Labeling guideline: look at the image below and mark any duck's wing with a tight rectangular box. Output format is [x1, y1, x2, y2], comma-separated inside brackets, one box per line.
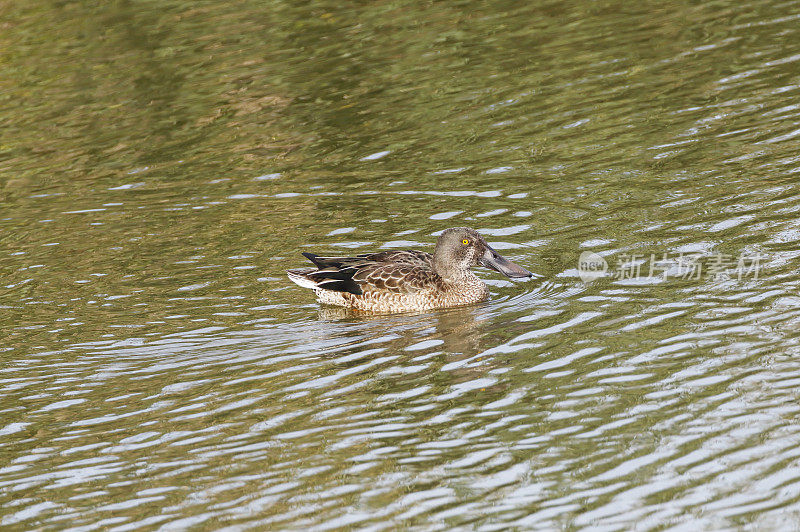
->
[353, 263, 437, 294]
[294, 251, 436, 295]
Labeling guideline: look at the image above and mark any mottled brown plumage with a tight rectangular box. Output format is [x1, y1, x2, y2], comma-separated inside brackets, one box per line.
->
[287, 227, 533, 312]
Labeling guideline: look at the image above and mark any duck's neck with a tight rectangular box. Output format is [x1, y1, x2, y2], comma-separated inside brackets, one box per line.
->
[434, 263, 482, 287]
[438, 269, 488, 303]
[433, 256, 467, 283]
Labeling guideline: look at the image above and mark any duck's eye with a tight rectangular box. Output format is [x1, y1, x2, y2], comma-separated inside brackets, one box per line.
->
[462, 239, 470, 245]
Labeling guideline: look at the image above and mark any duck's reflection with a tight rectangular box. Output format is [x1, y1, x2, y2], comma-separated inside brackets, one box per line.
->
[316, 304, 505, 382]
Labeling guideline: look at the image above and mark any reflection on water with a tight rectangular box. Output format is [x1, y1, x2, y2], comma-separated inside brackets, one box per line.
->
[4, 0, 800, 528]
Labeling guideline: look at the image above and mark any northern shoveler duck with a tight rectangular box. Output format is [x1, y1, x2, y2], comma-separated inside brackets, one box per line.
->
[287, 227, 533, 312]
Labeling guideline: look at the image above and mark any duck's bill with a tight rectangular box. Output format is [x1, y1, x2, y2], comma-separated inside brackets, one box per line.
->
[481, 248, 533, 278]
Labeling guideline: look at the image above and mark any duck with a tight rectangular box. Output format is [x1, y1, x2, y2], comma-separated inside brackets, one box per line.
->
[286, 227, 533, 312]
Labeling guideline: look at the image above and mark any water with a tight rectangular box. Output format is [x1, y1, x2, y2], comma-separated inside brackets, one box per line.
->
[3, 0, 800, 529]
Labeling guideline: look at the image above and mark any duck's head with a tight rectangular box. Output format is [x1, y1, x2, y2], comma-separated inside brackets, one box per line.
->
[433, 227, 533, 280]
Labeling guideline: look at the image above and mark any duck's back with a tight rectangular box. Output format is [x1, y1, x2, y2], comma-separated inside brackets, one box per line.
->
[325, 250, 433, 270]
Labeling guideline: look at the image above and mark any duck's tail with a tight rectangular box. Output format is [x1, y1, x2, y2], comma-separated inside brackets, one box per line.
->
[287, 269, 320, 290]
[286, 261, 363, 295]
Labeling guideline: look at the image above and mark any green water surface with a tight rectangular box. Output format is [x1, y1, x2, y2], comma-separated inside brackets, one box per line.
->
[3, 1, 800, 529]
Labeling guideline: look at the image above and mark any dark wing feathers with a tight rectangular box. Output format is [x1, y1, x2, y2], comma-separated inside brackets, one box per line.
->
[301, 252, 349, 269]
[306, 267, 363, 295]
[304, 250, 432, 269]
[300, 250, 435, 295]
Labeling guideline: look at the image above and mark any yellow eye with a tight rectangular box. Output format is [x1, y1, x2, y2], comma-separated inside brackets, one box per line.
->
[462, 239, 469, 245]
